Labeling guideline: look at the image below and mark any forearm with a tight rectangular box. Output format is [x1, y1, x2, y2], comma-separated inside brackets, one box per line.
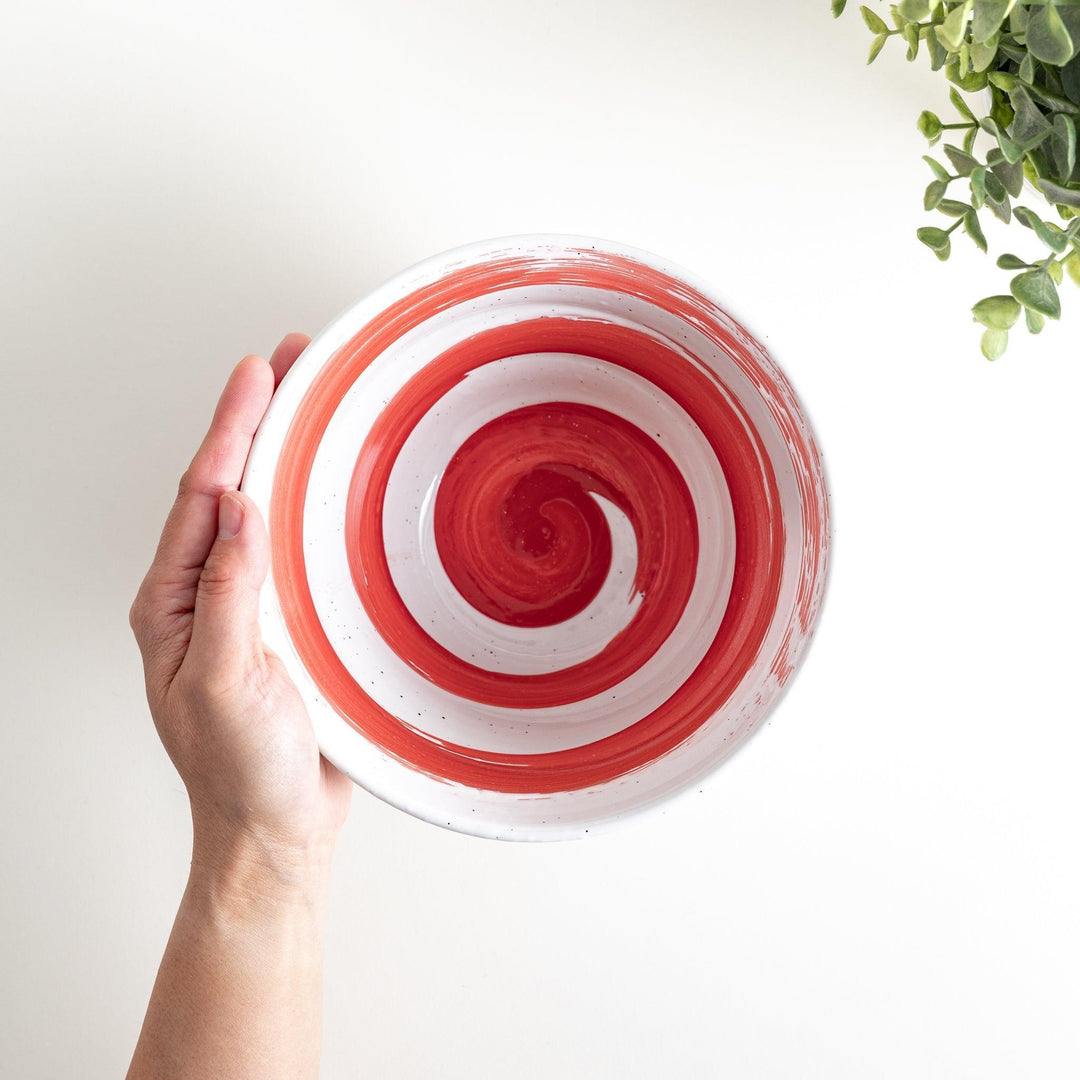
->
[127, 341, 351, 1076]
[126, 828, 334, 1080]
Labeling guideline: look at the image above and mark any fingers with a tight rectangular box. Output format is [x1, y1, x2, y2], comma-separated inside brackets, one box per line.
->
[185, 491, 270, 688]
[146, 355, 275, 593]
[269, 332, 310, 388]
[131, 335, 308, 683]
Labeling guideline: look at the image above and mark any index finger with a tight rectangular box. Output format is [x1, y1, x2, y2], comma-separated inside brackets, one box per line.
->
[142, 354, 275, 599]
[269, 332, 311, 386]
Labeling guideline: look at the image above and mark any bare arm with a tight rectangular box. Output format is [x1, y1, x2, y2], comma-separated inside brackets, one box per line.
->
[126, 335, 352, 1080]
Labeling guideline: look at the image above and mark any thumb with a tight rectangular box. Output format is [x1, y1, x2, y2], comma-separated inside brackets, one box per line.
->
[186, 491, 270, 687]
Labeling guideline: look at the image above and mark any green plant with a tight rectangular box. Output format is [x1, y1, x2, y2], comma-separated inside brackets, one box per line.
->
[833, 0, 1080, 357]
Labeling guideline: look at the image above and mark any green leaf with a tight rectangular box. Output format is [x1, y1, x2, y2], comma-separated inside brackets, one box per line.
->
[917, 225, 952, 251]
[1019, 50, 1036, 85]
[964, 208, 988, 252]
[928, 27, 949, 68]
[938, 197, 972, 217]
[988, 70, 1018, 92]
[971, 1, 1011, 43]
[1064, 249, 1080, 285]
[963, 124, 979, 154]
[986, 191, 1012, 223]
[924, 154, 951, 181]
[1049, 257, 1064, 285]
[924, 178, 949, 209]
[832, 0, 848, 15]
[1062, 52, 1080, 103]
[1024, 81, 1080, 117]
[984, 168, 1007, 202]
[861, 5, 890, 34]
[1026, 308, 1045, 334]
[949, 87, 976, 122]
[944, 144, 980, 176]
[980, 328, 1009, 359]
[1035, 178, 1080, 209]
[1026, 2, 1075, 67]
[1052, 113, 1077, 177]
[947, 61, 989, 93]
[1008, 86, 1053, 152]
[898, 0, 931, 19]
[918, 110, 944, 142]
[1014, 206, 1069, 252]
[971, 165, 987, 208]
[997, 254, 1032, 270]
[986, 148, 1025, 196]
[868, 32, 888, 63]
[1011, 269, 1061, 318]
[990, 92, 1015, 132]
[966, 73, 992, 92]
[971, 33, 999, 71]
[1012, 203, 1045, 230]
[935, 239, 952, 260]
[998, 131, 1025, 163]
[1041, 58, 1066, 98]
[937, 0, 971, 49]
[901, 20, 918, 59]
[972, 294, 1021, 329]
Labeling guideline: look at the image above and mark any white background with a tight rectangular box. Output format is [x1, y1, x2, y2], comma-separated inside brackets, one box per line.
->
[2, 2, 1079, 1076]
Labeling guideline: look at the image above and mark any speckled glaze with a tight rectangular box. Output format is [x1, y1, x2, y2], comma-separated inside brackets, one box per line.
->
[241, 236, 830, 841]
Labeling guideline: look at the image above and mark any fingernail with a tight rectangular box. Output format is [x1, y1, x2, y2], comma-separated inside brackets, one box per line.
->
[218, 493, 244, 539]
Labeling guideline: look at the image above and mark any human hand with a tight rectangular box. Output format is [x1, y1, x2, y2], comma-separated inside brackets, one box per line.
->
[129, 333, 352, 892]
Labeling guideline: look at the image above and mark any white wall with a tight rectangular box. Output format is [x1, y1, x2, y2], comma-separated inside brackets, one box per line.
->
[2, 2, 1078, 1076]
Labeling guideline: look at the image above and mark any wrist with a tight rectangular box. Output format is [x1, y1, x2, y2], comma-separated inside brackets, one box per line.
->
[188, 816, 337, 918]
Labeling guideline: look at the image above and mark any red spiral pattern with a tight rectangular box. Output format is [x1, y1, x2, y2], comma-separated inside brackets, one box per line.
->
[434, 402, 695, 630]
[270, 254, 789, 794]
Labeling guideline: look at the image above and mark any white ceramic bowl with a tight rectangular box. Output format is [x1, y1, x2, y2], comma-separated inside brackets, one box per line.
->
[242, 235, 830, 841]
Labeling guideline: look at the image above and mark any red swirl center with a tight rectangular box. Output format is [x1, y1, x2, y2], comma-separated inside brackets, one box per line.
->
[435, 402, 694, 630]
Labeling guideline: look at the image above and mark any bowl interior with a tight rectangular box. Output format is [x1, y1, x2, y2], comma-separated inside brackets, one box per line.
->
[244, 237, 829, 839]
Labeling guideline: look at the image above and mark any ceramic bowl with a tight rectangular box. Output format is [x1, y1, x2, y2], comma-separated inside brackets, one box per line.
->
[242, 235, 830, 840]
